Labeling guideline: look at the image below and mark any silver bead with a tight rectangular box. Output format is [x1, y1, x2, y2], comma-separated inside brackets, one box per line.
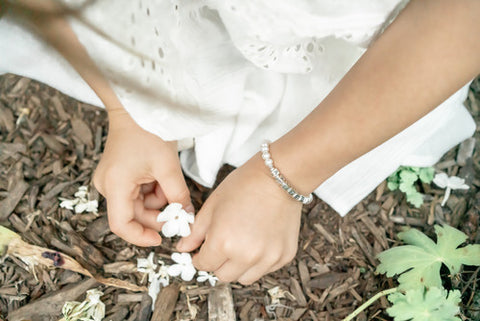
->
[261, 152, 270, 160]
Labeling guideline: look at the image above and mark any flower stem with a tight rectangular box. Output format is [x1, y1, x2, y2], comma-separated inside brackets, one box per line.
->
[341, 287, 398, 321]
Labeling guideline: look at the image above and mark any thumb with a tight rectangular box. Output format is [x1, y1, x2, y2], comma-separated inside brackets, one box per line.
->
[177, 207, 211, 252]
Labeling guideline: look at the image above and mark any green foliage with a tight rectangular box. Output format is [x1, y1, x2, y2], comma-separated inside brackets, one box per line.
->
[377, 225, 480, 290]
[387, 166, 435, 207]
[387, 287, 461, 321]
[0, 225, 20, 256]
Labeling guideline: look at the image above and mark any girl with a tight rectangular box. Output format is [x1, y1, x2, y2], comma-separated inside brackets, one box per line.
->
[1, 0, 479, 285]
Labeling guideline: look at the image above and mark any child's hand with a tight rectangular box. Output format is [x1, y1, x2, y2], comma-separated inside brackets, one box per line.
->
[177, 154, 302, 284]
[93, 109, 193, 247]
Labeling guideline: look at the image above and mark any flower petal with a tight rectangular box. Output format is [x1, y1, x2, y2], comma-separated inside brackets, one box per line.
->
[171, 252, 183, 264]
[162, 221, 179, 238]
[433, 173, 449, 188]
[177, 221, 191, 237]
[197, 275, 208, 282]
[448, 176, 469, 190]
[177, 252, 192, 264]
[167, 264, 183, 277]
[181, 265, 196, 281]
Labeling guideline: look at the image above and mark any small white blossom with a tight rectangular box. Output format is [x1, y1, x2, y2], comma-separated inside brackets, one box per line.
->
[59, 186, 98, 214]
[156, 262, 170, 287]
[74, 186, 89, 199]
[433, 173, 469, 206]
[137, 252, 158, 280]
[62, 289, 105, 321]
[196, 271, 218, 287]
[59, 199, 76, 210]
[156, 203, 194, 237]
[137, 254, 171, 311]
[168, 252, 196, 281]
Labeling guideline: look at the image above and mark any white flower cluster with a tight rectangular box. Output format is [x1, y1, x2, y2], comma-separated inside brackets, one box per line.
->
[137, 203, 218, 309]
[137, 251, 217, 309]
[62, 289, 105, 321]
[59, 186, 98, 214]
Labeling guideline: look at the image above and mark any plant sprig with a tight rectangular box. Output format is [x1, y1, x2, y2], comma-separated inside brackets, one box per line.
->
[387, 166, 434, 207]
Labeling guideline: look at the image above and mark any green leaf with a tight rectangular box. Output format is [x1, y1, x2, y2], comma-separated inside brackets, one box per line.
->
[419, 167, 435, 183]
[376, 225, 480, 290]
[405, 190, 423, 208]
[0, 226, 20, 256]
[399, 170, 419, 185]
[387, 170, 400, 191]
[387, 287, 461, 321]
[399, 181, 416, 193]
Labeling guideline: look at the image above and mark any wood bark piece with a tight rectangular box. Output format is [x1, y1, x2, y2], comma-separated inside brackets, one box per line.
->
[0, 180, 28, 221]
[8, 278, 98, 321]
[83, 216, 110, 242]
[208, 284, 236, 321]
[289, 277, 307, 307]
[151, 283, 180, 321]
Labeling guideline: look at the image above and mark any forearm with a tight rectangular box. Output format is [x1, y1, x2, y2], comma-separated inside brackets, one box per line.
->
[15, 5, 125, 113]
[270, 0, 480, 194]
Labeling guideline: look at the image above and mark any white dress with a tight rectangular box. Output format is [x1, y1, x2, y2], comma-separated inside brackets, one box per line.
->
[0, 0, 475, 215]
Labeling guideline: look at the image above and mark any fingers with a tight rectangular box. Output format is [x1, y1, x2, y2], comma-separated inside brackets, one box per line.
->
[106, 184, 162, 247]
[214, 261, 251, 283]
[192, 238, 226, 272]
[133, 198, 165, 231]
[155, 164, 193, 212]
[143, 183, 168, 209]
[237, 263, 271, 285]
[176, 207, 211, 252]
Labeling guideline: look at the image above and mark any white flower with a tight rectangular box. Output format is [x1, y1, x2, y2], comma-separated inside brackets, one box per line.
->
[59, 186, 98, 214]
[168, 252, 196, 281]
[62, 289, 105, 321]
[137, 252, 158, 280]
[75, 200, 99, 214]
[74, 186, 89, 199]
[156, 262, 170, 287]
[138, 254, 171, 311]
[156, 203, 194, 237]
[433, 173, 469, 206]
[147, 273, 162, 309]
[196, 271, 218, 287]
[59, 198, 77, 210]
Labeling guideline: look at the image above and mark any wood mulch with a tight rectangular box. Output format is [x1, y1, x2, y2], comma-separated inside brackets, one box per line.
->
[0, 73, 479, 321]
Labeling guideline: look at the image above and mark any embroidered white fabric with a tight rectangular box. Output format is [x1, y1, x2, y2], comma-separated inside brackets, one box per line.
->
[0, 0, 475, 215]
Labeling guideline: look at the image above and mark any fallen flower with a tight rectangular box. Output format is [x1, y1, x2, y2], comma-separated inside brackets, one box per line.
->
[168, 252, 196, 281]
[137, 252, 157, 280]
[156, 203, 194, 237]
[433, 173, 469, 206]
[137, 254, 170, 310]
[196, 271, 218, 287]
[62, 289, 105, 321]
[59, 186, 98, 214]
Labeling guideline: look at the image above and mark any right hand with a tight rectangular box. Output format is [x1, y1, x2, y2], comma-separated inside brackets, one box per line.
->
[93, 109, 193, 247]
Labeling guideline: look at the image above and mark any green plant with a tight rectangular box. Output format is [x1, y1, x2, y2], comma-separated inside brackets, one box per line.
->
[342, 225, 480, 321]
[387, 166, 435, 207]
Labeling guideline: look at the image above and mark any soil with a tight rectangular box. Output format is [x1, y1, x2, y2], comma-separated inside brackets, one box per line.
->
[0, 73, 479, 321]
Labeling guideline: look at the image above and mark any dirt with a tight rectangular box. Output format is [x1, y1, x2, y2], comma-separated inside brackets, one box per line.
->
[0, 73, 479, 321]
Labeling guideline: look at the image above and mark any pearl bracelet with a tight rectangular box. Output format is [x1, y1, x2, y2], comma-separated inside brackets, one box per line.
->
[260, 142, 313, 205]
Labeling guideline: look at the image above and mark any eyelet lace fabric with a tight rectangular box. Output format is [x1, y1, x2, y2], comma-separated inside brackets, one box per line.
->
[0, 0, 475, 215]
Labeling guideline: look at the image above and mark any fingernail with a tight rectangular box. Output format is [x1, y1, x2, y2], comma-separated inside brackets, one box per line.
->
[185, 204, 195, 213]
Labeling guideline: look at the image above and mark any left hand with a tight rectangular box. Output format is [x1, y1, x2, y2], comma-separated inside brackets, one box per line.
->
[176, 154, 303, 285]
